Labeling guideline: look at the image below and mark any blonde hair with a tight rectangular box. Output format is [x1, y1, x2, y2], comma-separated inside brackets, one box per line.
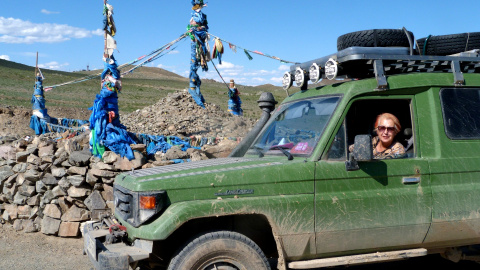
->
[374, 113, 401, 133]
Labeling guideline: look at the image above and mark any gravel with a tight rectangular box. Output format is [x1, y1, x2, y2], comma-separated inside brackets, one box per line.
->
[120, 89, 256, 138]
[0, 223, 92, 270]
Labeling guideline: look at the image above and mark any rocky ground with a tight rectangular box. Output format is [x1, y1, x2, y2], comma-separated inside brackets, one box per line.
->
[0, 89, 256, 140]
[1, 90, 479, 270]
[120, 89, 256, 138]
[0, 90, 256, 237]
[1, 220, 478, 270]
[0, 90, 257, 269]
[0, 106, 92, 138]
[0, 224, 91, 270]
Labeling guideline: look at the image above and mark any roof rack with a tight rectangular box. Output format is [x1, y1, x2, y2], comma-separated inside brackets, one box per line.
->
[283, 47, 480, 91]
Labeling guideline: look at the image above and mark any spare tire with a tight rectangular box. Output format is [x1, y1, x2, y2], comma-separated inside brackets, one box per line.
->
[337, 29, 414, 51]
[417, 32, 480, 55]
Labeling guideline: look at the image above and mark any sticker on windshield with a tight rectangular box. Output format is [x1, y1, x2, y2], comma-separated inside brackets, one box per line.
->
[291, 142, 313, 154]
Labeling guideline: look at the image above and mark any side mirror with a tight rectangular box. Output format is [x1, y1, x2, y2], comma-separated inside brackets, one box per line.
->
[353, 135, 373, 161]
[345, 134, 373, 171]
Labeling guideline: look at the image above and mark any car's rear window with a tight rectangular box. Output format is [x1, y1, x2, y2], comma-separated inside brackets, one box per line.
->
[440, 88, 480, 139]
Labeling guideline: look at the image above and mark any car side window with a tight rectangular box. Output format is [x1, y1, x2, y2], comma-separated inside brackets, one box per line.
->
[326, 122, 346, 160]
[440, 88, 480, 139]
[326, 98, 415, 160]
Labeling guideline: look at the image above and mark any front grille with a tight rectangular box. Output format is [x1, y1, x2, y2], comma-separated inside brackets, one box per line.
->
[114, 185, 133, 221]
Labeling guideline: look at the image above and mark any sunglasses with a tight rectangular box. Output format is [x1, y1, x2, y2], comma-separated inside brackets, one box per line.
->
[377, 126, 396, 133]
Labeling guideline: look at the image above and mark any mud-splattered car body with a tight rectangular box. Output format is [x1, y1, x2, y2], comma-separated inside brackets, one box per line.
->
[84, 46, 480, 270]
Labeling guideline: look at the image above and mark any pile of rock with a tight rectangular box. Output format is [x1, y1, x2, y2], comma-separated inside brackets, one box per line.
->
[120, 90, 256, 138]
[0, 128, 237, 237]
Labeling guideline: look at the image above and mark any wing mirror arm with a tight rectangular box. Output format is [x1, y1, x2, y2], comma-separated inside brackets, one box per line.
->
[345, 135, 373, 171]
[345, 153, 359, 171]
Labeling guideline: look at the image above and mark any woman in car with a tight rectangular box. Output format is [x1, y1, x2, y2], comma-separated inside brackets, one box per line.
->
[350, 113, 405, 159]
[372, 113, 405, 159]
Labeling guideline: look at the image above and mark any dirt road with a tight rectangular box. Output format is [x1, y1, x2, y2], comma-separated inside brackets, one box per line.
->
[1, 220, 479, 270]
[0, 223, 92, 270]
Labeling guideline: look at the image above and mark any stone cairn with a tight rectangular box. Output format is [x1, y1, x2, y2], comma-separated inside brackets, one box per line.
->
[0, 128, 236, 237]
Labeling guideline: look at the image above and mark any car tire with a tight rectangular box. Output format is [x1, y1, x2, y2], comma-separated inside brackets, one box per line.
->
[337, 29, 414, 51]
[167, 231, 271, 270]
[417, 32, 480, 55]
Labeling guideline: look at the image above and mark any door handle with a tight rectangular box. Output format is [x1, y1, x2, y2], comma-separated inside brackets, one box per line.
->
[402, 177, 420, 184]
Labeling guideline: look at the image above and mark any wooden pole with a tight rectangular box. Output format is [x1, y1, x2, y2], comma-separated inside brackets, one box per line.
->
[35, 51, 39, 83]
[103, 0, 108, 59]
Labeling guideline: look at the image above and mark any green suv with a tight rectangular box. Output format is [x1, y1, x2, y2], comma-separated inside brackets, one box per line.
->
[84, 29, 480, 270]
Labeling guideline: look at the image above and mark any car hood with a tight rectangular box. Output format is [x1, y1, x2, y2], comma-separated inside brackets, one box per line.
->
[114, 157, 314, 203]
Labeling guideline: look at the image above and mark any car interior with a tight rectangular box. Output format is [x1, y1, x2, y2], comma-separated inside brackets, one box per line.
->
[325, 98, 415, 160]
[346, 99, 414, 158]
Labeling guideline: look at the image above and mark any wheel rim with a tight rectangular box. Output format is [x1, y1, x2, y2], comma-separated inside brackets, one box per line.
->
[205, 262, 238, 270]
[197, 257, 245, 270]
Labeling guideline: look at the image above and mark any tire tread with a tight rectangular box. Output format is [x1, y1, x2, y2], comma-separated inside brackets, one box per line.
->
[417, 32, 480, 55]
[168, 231, 271, 270]
[337, 29, 413, 51]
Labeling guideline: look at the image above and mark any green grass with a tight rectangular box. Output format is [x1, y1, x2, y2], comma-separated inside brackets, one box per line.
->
[0, 59, 293, 119]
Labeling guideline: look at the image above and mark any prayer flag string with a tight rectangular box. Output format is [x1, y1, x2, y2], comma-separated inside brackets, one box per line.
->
[208, 33, 299, 64]
[43, 32, 299, 91]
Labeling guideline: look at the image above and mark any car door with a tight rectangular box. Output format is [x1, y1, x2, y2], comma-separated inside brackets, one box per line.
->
[422, 87, 480, 245]
[314, 97, 432, 255]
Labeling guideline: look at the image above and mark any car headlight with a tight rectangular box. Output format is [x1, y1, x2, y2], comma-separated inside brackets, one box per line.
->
[137, 192, 166, 225]
[114, 185, 167, 228]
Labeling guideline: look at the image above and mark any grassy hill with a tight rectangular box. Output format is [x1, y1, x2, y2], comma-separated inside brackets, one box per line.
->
[0, 59, 291, 119]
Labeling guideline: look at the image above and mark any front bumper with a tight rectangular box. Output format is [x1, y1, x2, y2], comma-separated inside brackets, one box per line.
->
[83, 220, 152, 270]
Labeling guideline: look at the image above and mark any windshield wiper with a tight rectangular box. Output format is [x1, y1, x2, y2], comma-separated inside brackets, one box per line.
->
[271, 146, 294, 160]
[251, 146, 265, 158]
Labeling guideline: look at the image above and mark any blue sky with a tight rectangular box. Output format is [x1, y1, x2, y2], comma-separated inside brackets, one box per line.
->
[1, 0, 478, 86]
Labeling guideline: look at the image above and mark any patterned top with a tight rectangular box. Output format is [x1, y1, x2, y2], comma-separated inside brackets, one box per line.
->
[372, 136, 405, 159]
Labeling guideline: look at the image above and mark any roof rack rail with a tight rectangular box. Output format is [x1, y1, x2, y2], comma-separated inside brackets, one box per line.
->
[283, 47, 480, 91]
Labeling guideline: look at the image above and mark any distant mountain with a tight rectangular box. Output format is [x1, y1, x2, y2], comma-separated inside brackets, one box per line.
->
[0, 59, 285, 91]
[0, 59, 188, 81]
[254, 83, 284, 91]
[0, 59, 34, 71]
[78, 66, 187, 81]
[0, 58, 287, 117]
[0, 59, 78, 77]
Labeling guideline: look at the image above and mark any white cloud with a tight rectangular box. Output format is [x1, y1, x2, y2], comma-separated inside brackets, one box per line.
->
[213, 61, 244, 78]
[217, 61, 237, 69]
[167, 50, 179, 55]
[0, 55, 10, 60]
[270, 77, 283, 85]
[41, 9, 60, 15]
[19, 52, 49, 58]
[39, 61, 69, 70]
[223, 72, 239, 77]
[183, 61, 286, 86]
[252, 77, 267, 83]
[157, 64, 175, 69]
[0, 17, 103, 44]
[91, 29, 104, 36]
[243, 70, 274, 76]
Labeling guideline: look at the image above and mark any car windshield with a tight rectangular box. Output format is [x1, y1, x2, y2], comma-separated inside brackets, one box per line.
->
[248, 96, 340, 158]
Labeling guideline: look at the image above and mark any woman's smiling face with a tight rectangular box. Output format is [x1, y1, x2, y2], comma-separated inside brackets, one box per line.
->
[376, 118, 397, 146]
